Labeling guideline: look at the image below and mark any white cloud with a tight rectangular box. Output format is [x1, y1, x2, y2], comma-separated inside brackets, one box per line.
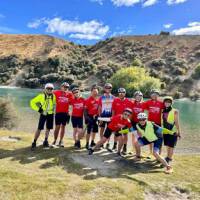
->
[27, 18, 46, 29]
[163, 23, 173, 29]
[111, 26, 134, 36]
[188, 22, 200, 27]
[167, 0, 187, 5]
[28, 17, 109, 40]
[143, 0, 158, 7]
[111, 0, 141, 7]
[172, 21, 200, 35]
[90, 0, 104, 5]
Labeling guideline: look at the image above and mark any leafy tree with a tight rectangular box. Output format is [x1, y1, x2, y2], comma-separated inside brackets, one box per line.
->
[109, 66, 161, 97]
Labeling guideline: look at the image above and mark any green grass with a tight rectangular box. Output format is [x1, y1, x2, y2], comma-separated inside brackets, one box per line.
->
[0, 130, 199, 200]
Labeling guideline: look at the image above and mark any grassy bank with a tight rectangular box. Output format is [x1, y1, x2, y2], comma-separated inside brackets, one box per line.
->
[0, 130, 199, 200]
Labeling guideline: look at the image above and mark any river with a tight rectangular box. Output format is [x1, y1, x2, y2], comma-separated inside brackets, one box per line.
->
[0, 86, 200, 154]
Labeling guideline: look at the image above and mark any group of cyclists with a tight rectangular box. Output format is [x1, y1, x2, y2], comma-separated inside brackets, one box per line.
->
[30, 82, 181, 174]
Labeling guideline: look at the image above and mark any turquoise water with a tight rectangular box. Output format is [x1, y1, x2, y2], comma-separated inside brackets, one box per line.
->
[0, 87, 200, 153]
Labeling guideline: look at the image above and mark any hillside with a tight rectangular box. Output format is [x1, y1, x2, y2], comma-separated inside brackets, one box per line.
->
[0, 34, 200, 97]
[0, 130, 200, 200]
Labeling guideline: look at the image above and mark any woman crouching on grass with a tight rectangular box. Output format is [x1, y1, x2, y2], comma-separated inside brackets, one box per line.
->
[70, 87, 85, 149]
[162, 96, 181, 165]
[134, 113, 173, 174]
[88, 108, 133, 156]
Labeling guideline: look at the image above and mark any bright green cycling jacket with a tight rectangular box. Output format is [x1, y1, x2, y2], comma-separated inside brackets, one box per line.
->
[30, 93, 56, 115]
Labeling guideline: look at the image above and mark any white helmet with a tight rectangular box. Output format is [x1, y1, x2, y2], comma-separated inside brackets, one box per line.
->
[45, 83, 54, 89]
[137, 112, 147, 120]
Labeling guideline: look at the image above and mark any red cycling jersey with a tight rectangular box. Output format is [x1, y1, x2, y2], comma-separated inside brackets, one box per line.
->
[85, 96, 99, 116]
[112, 97, 133, 116]
[54, 90, 74, 113]
[71, 97, 85, 117]
[108, 114, 132, 132]
[143, 99, 164, 125]
[131, 100, 145, 123]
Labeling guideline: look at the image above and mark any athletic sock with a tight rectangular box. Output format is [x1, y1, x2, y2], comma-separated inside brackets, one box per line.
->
[33, 139, 37, 143]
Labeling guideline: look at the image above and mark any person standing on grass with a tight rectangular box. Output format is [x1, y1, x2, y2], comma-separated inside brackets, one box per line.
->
[162, 96, 181, 165]
[70, 87, 85, 149]
[84, 84, 100, 149]
[98, 83, 115, 149]
[131, 91, 145, 154]
[143, 89, 164, 156]
[88, 108, 133, 156]
[30, 83, 56, 150]
[112, 88, 133, 154]
[52, 82, 74, 147]
[134, 113, 173, 174]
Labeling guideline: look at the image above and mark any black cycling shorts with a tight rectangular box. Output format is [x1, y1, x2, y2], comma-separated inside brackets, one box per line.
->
[103, 127, 122, 139]
[163, 134, 178, 148]
[38, 114, 54, 130]
[55, 113, 70, 126]
[71, 116, 83, 128]
[87, 115, 98, 134]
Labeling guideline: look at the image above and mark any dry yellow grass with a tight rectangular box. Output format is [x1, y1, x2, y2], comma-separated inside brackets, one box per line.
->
[0, 130, 199, 200]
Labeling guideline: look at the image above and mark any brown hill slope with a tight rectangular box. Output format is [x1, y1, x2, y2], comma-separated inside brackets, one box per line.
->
[0, 34, 200, 97]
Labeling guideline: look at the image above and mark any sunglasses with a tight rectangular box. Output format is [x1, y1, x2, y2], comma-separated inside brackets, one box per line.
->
[139, 119, 146, 121]
[105, 87, 112, 90]
[73, 91, 79, 94]
[46, 88, 53, 90]
[123, 112, 131, 116]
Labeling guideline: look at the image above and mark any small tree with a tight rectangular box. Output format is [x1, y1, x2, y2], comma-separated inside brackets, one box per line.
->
[109, 66, 161, 97]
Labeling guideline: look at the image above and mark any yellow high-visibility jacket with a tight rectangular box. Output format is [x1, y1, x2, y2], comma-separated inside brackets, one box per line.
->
[30, 93, 56, 115]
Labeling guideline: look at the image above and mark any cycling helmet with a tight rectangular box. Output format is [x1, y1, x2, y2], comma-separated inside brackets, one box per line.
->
[134, 91, 143, 97]
[118, 87, 126, 93]
[137, 112, 147, 120]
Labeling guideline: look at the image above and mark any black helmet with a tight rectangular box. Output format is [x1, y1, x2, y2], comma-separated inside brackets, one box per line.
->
[118, 87, 126, 93]
[72, 87, 79, 93]
[150, 89, 160, 95]
[104, 83, 112, 89]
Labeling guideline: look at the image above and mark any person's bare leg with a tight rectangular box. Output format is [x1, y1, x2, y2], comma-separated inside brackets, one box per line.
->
[122, 134, 128, 153]
[34, 129, 41, 141]
[45, 129, 50, 139]
[117, 136, 123, 153]
[86, 133, 90, 144]
[91, 132, 96, 141]
[149, 143, 153, 154]
[77, 128, 84, 140]
[73, 128, 78, 142]
[132, 134, 138, 154]
[167, 147, 174, 160]
[53, 125, 60, 143]
[59, 125, 65, 142]
[92, 137, 107, 151]
[134, 142, 141, 157]
[153, 151, 169, 167]
[100, 127, 105, 139]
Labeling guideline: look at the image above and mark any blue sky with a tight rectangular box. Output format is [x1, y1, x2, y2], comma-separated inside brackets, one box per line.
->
[0, 0, 199, 44]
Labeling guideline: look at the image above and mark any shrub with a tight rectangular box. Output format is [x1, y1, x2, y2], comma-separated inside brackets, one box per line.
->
[132, 58, 143, 67]
[0, 98, 17, 129]
[109, 66, 161, 97]
[192, 63, 200, 79]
